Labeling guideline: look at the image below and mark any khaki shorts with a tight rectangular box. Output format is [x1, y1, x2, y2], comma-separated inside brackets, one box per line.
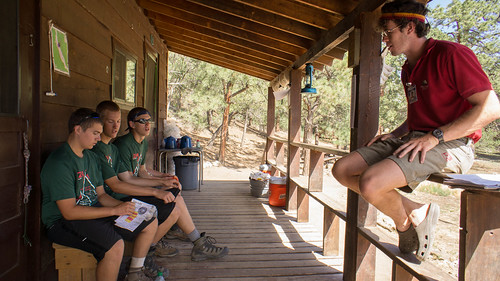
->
[356, 131, 475, 191]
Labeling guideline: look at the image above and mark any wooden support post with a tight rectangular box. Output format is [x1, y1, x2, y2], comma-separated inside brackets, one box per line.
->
[392, 263, 418, 281]
[287, 69, 302, 211]
[343, 11, 381, 281]
[323, 208, 340, 256]
[276, 141, 285, 167]
[266, 87, 275, 163]
[297, 186, 309, 223]
[459, 190, 500, 281]
[308, 150, 324, 192]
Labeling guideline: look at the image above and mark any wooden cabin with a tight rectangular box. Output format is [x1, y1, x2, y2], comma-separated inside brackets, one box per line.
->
[2, 0, 498, 280]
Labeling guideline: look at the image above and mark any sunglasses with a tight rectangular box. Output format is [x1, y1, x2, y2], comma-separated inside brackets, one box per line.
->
[78, 112, 100, 125]
[382, 25, 401, 37]
[134, 118, 152, 125]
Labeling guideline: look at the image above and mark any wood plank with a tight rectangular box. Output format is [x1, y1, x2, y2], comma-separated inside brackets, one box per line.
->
[233, 0, 343, 30]
[187, 0, 322, 40]
[161, 180, 343, 279]
[142, 0, 312, 49]
[358, 226, 454, 281]
[153, 15, 297, 61]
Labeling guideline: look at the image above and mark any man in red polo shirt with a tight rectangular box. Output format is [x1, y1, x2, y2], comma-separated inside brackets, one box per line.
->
[332, 0, 500, 261]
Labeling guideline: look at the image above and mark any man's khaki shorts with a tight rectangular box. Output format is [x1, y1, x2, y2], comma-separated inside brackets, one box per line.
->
[356, 131, 475, 190]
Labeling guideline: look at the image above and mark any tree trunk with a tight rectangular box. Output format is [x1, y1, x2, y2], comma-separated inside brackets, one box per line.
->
[302, 95, 320, 175]
[240, 109, 249, 147]
[218, 82, 249, 165]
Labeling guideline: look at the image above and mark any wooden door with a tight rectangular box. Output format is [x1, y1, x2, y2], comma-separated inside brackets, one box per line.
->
[0, 0, 38, 280]
[0, 119, 27, 281]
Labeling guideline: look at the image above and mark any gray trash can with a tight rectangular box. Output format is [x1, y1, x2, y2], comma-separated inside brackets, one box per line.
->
[173, 156, 199, 190]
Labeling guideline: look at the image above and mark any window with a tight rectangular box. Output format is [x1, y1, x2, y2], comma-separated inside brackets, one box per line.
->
[112, 44, 136, 106]
[144, 52, 158, 121]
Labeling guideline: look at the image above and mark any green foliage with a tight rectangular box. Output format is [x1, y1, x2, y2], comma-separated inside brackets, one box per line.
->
[416, 182, 452, 197]
[168, 52, 269, 131]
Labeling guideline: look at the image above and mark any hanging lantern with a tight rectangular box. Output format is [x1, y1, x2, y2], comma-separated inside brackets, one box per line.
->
[301, 63, 317, 94]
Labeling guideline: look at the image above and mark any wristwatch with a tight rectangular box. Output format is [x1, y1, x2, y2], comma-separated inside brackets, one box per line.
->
[432, 128, 444, 144]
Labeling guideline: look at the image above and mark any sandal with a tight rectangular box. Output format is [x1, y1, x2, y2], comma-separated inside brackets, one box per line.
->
[397, 224, 418, 254]
[414, 203, 440, 261]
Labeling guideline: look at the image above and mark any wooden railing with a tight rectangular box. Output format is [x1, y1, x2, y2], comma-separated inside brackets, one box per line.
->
[265, 134, 457, 280]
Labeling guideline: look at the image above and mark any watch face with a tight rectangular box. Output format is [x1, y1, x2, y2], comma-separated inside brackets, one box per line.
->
[433, 129, 444, 140]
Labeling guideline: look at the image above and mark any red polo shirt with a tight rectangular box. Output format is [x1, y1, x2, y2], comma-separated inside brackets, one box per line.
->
[401, 38, 493, 143]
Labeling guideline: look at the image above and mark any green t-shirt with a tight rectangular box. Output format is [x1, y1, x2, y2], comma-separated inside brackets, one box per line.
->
[91, 141, 128, 200]
[113, 133, 148, 176]
[41, 143, 104, 227]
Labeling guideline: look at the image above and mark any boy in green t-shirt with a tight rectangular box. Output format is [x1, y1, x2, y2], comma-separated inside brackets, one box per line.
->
[93, 101, 180, 261]
[41, 108, 160, 280]
[114, 106, 228, 261]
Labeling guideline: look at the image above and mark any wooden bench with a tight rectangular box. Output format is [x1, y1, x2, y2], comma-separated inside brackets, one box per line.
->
[53, 243, 97, 281]
[53, 241, 135, 281]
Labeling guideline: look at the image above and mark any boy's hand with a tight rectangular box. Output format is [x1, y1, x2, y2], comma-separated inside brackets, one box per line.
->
[114, 201, 136, 216]
[154, 189, 176, 203]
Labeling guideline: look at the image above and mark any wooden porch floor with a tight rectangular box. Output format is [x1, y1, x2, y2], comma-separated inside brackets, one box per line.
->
[155, 180, 343, 280]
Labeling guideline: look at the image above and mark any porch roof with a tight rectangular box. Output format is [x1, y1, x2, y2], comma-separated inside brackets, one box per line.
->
[136, 0, 393, 86]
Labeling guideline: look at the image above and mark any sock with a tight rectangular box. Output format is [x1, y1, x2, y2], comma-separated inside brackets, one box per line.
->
[188, 229, 201, 242]
[129, 257, 146, 271]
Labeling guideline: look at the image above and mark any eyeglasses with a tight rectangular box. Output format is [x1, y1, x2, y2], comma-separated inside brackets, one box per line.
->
[78, 112, 100, 125]
[134, 118, 152, 125]
[382, 25, 401, 37]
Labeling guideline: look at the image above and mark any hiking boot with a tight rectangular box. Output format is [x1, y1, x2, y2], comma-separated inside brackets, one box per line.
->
[144, 256, 169, 279]
[152, 237, 179, 257]
[191, 232, 229, 261]
[124, 267, 153, 281]
[165, 227, 190, 242]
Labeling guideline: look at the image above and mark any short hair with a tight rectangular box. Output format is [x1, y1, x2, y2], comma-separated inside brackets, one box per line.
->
[68, 108, 103, 133]
[126, 107, 151, 130]
[96, 100, 121, 117]
[379, 0, 430, 38]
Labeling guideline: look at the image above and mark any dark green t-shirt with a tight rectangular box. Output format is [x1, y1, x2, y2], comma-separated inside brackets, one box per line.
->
[91, 141, 128, 200]
[41, 143, 104, 227]
[113, 133, 148, 176]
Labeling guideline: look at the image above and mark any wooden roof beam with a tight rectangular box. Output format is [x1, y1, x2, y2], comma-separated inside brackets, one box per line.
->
[150, 17, 298, 62]
[159, 28, 284, 71]
[162, 34, 284, 74]
[167, 45, 276, 81]
[186, 0, 322, 40]
[293, 0, 357, 16]
[232, 0, 343, 30]
[271, 0, 386, 89]
[141, 0, 313, 49]
[154, 22, 291, 67]
[144, 9, 305, 56]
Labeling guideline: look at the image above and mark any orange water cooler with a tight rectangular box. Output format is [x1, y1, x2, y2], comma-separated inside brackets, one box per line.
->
[269, 176, 286, 207]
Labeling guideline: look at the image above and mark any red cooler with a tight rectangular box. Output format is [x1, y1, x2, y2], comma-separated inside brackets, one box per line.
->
[269, 176, 286, 207]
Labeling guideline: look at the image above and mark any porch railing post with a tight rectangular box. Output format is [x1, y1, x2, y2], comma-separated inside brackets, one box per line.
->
[343, 11, 381, 281]
[266, 86, 276, 165]
[286, 68, 302, 211]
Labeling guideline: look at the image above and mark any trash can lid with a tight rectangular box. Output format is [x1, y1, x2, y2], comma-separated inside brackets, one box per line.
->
[173, 155, 199, 161]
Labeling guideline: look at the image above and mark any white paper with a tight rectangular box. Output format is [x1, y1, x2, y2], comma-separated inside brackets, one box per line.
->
[114, 199, 157, 231]
[444, 174, 500, 189]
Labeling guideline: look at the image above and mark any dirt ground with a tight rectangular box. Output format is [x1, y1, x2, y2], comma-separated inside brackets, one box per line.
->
[172, 118, 499, 279]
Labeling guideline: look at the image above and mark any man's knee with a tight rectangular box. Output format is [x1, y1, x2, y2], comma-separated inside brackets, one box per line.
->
[358, 171, 381, 202]
[331, 157, 348, 180]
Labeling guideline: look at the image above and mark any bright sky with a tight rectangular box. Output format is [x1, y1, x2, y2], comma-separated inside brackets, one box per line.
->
[428, 0, 453, 8]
